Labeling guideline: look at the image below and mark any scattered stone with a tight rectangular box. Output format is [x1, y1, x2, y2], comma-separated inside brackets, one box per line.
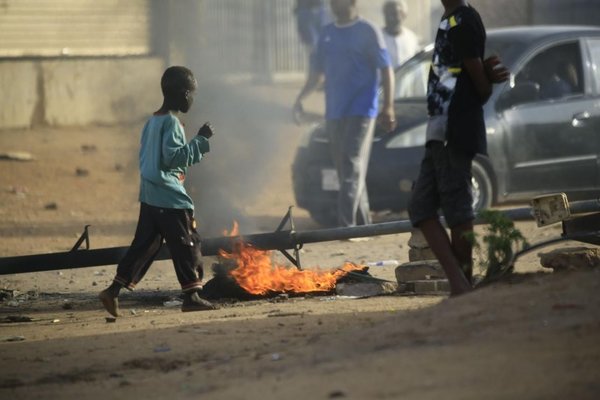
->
[0, 151, 34, 161]
[395, 260, 445, 283]
[80, 144, 97, 153]
[44, 202, 58, 210]
[1, 315, 33, 323]
[51, 319, 60, 323]
[92, 281, 97, 286]
[114, 163, 124, 172]
[329, 390, 347, 398]
[335, 281, 397, 297]
[62, 302, 73, 310]
[268, 293, 289, 303]
[0, 289, 16, 301]
[539, 247, 600, 271]
[105, 317, 117, 323]
[1, 335, 26, 342]
[75, 167, 89, 177]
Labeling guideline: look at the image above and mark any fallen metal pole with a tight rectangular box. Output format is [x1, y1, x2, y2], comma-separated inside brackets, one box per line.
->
[0, 199, 598, 275]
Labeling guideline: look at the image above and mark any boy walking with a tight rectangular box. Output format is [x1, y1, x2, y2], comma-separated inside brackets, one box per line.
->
[407, 1, 508, 295]
[100, 66, 216, 316]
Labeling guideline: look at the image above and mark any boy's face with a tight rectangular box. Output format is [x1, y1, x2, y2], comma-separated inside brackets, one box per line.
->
[177, 78, 197, 113]
[178, 89, 195, 113]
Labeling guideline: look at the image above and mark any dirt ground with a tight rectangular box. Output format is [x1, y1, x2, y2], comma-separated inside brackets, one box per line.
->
[0, 80, 599, 400]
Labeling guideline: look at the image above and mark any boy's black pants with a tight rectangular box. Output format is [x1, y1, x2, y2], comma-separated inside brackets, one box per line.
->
[113, 203, 204, 292]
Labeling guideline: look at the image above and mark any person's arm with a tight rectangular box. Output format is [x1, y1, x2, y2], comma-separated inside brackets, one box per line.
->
[162, 118, 210, 169]
[377, 65, 396, 133]
[463, 55, 509, 104]
[293, 66, 323, 124]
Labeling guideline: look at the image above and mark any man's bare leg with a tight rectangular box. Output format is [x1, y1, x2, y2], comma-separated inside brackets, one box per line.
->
[451, 221, 474, 284]
[99, 281, 122, 317]
[417, 217, 472, 296]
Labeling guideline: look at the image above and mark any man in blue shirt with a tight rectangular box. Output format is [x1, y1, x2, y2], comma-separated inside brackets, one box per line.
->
[100, 66, 217, 316]
[294, 0, 396, 227]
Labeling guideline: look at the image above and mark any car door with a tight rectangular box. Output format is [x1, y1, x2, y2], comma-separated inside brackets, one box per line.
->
[499, 40, 599, 194]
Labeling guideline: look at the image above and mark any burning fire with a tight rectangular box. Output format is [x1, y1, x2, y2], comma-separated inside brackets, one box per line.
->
[219, 222, 364, 296]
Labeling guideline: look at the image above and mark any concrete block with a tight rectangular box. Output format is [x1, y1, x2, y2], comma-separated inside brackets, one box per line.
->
[407, 279, 450, 294]
[408, 247, 436, 262]
[408, 228, 429, 249]
[395, 260, 445, 283]
[0, 61, 39, 129]
[336, 281, 398, 297]
[42, 58, 164, 126]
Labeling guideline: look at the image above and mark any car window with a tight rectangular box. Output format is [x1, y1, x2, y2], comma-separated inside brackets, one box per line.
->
[393, 51, 431, 100]
[514, 41, 584, 103]
[586, 38, 600, 93]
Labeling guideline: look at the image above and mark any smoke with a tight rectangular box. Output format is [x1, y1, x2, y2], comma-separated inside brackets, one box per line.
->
[182, 78, 302, 237]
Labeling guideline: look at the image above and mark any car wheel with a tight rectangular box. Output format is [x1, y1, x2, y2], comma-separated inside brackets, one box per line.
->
[309, 208, 338, 227]
[471, 160, 494, 212]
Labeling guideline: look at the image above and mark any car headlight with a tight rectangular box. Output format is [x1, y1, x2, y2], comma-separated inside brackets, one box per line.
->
[385, 124, 427, 149]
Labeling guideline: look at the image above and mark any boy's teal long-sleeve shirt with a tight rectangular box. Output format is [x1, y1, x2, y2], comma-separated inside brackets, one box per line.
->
[138, 113, 209, 210]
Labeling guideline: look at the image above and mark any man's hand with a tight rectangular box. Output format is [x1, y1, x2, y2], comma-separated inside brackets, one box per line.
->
[377, 106, 396, 133]
[292, 100, 306, 126]
[197, 122, 215, 139]
[484, 55, 510, 84]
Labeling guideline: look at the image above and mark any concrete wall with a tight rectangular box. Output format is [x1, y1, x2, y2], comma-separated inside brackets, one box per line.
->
[0, 57, 164, 130]
[0, 61, 39, 130]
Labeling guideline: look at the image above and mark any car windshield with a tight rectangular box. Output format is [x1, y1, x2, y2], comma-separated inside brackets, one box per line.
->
[392, 35, 525, 101]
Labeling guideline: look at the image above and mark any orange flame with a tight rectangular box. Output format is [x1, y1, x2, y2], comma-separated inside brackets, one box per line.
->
[220, 222, 364, 296]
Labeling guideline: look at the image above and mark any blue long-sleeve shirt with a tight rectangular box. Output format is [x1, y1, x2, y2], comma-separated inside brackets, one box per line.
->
[138, 113, 210, 210]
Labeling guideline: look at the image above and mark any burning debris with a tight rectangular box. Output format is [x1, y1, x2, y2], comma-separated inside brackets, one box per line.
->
[201, 222, 372, 300]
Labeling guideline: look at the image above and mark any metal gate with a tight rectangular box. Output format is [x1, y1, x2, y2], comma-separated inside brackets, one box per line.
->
[198, 0, 306, 80]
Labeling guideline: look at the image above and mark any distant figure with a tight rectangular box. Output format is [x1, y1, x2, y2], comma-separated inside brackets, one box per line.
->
[382, 0, 420, 69]
[294, 0, 330, 53]
[540, 59, 576, 100]
[99, 66, 217, 317]
[294, 0, 396, 227]
[407, 0, 509, 296]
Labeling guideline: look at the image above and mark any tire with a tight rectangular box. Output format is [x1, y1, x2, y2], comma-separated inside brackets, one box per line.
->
[309, 208, 338, 228]
[471, 160, 494, 213]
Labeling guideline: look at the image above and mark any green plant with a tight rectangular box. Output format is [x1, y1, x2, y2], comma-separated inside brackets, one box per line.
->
[466, 209, 529, 285]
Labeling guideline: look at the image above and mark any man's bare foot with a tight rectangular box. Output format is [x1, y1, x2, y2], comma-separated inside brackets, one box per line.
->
[99, 289, 120, 317]
[181, 291, 217, 312]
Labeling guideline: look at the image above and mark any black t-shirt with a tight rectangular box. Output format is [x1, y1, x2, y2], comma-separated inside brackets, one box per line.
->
[427, 5, 487, 155]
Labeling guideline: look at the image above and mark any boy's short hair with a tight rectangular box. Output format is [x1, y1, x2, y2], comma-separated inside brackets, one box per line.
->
[161, 66, 197, 96]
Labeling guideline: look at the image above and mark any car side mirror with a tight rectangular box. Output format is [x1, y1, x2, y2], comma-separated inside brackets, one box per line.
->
[497, 81, 540, 110]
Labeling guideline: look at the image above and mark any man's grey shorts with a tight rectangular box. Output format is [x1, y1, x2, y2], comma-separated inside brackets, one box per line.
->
[408, 141, 474, 228]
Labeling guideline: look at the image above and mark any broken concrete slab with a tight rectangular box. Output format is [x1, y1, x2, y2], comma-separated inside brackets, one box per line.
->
[335, 281, 398, 298]
[395, 260, 445, 283]
[539, 247, 600, 271]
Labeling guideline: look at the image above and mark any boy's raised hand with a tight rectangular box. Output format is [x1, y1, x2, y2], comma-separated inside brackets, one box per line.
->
[484, 55, 510, 84]
[197, 122, 215, 139]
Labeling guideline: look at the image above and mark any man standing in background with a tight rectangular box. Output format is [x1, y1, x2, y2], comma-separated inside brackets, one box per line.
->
[382, 0, 420, 69]
[294, 0, 396, 227]
[294, 0, 330, 54]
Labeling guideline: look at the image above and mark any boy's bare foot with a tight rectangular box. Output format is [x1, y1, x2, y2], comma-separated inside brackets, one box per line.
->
[181, 291, 217, 312]
[99, 289, 120, 317]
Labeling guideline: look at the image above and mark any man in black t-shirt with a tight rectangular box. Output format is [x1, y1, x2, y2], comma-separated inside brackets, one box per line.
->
[407, 0, 509, 296]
